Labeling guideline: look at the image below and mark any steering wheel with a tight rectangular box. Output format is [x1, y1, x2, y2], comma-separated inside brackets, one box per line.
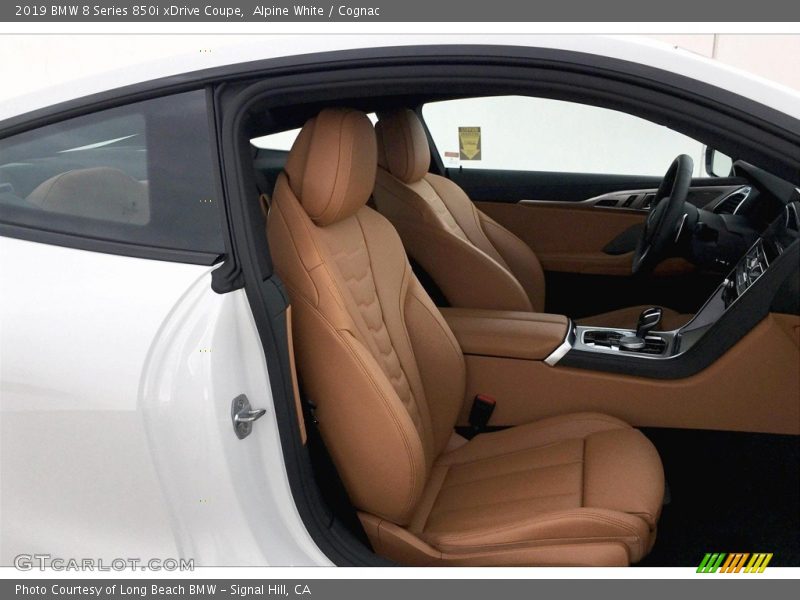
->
[632, 154, 694, 274]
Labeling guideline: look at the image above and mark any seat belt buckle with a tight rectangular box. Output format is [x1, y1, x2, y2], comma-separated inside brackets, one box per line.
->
[305, 399, 319, 426]
[468, 394, 496, 435]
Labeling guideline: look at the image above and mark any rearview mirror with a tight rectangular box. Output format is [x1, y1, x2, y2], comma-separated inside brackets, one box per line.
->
[704, 146, 734, 177]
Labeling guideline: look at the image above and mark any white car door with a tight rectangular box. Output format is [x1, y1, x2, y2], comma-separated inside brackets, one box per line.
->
[0, 90, 327, 567]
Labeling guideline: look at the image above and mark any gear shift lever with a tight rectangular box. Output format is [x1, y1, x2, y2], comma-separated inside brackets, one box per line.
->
[619, 307, 662, 351]
[636, 307, 663, 337]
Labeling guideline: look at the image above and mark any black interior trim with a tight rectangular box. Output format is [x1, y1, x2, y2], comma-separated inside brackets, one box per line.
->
[444, 170, 749, 204]
[206, 84, 245, 294]
[0, 221, 222, 265]
[559, 239, 799, 378]
[451, 170, 658, 202]
[603, 224, 645, 255]
[544, 270, 719, 319]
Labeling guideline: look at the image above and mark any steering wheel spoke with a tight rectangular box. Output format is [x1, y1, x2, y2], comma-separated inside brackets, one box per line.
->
[632, 155, 694, 275]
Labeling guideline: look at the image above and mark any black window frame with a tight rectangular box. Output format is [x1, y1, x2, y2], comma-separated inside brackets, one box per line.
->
[0, 88, 227, 266]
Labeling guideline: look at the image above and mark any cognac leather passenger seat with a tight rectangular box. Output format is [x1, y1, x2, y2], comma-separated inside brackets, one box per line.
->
[266, 108, 665, 566]
[372, 108, 688, 330]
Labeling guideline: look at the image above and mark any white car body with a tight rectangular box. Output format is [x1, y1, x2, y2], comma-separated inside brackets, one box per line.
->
[0, 35, 798, 567]
[2, 35, 799, 122]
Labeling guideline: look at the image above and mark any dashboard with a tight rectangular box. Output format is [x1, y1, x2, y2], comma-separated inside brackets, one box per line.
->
[584, 161, 794, 231]
[559, 200, 800, 377]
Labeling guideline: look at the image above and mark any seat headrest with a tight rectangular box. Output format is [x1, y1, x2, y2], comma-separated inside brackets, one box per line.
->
[284, 108, 377, 227]
[26, 166, 149, 225]
[375, 109, 431, 184]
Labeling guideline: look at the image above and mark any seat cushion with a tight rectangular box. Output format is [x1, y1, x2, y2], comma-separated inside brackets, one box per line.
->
[577, 305, 690, 330]
[408, 412, 664, 564]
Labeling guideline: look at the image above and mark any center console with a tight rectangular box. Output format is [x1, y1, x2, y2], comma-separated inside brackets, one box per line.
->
[439, 203, 798, 432]
[440, 308, 569, 362]
[551, 201, 800, 373]
[437, 202, 798, 384]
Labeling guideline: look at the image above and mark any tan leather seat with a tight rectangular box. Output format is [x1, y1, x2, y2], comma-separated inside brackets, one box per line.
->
[267, 108, 665, 566]
[373, 109, 688, 330]
[27, 166, 150, 225]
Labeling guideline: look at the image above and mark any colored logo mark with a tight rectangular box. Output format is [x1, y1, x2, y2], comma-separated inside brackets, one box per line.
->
[697, 553, 773, 573]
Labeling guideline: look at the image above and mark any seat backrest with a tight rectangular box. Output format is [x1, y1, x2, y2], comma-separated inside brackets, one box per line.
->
[267, 108, 466, 526]
[27, 166, 150, 225]
[374, 109, 545, 312]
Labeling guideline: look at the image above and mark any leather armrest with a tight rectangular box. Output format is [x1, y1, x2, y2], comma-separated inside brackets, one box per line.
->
[440, 308, 569, 360]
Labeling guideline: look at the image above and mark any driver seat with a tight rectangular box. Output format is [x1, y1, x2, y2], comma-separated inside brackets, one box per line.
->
[373, 109, 688, 330]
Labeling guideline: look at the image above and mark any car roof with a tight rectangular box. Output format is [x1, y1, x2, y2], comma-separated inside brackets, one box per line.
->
[1, 34, 799, 124]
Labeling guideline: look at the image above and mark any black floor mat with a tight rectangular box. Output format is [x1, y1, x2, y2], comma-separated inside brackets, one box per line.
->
[638, 428, 800, 567]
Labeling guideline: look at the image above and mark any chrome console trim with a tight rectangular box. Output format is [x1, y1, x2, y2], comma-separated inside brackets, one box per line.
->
[551, 204, 795, 366]
[544, 320, 575, 366]
[570, 232, 782, 364]
[573, 325, 677, 359]
[712, 185, 752, 214]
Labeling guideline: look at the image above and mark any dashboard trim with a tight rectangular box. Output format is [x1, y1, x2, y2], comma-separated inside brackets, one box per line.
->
[544, 321, 576, 366]
[558, 203, 800, 379]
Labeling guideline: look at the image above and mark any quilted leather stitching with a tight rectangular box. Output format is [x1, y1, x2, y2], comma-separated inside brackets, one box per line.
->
[324, 221, 424, 435]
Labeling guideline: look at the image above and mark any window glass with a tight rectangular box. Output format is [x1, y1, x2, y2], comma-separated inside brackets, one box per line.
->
[0, 90, 224, 255]
[250, 113, 378, 150]
[423, 96, 709, 177]
[251, 127, 302, 151]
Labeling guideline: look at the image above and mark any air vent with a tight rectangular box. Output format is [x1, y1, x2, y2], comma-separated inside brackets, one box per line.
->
[596, 198, 619, 207]
[622, 194, 639, 207]
[786, 202, 800, 232]
[714, 187, 751, 215]
[714, 196, 741, 214]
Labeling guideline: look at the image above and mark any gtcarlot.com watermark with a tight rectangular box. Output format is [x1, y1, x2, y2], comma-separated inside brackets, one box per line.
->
[14, 554, 194, 571]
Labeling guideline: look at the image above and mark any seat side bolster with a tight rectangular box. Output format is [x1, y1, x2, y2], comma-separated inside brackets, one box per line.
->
[359, 511, 636, 566]
[423, 174, 511, 267]
[291, 295, 429, 525]
[584, 429, 666, 529]
[424, 507, 650, 563]
[267, 175, 325, 306]
[478, 212, 547, 313]
[403, 277, 467, 457]
[391, 216, 534, 312]
[374, 170, 532, 311]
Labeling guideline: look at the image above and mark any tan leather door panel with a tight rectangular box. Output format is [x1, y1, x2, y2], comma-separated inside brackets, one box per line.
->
[476, 200, 691, 276]
[458, 314, 800, 435]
